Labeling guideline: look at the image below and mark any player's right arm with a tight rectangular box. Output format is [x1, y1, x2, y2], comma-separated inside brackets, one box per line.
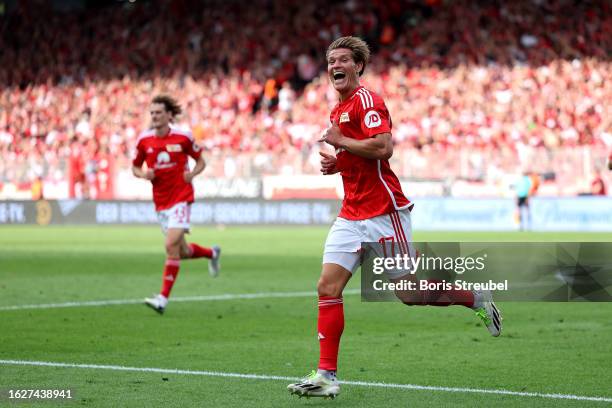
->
[132, 165, 155, 180]
[319, 124, 393, 160]
[132, 138, 155, 180]
[320, 151, 340, 175]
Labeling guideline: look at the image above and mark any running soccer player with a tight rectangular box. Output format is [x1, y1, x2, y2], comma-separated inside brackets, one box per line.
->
[287, 37, 502, 399]
[132, 95, 221, 314]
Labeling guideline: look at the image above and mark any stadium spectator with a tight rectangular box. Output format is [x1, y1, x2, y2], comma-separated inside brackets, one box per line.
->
[590, 170, 607, 196]
[0, 0, 610, 196]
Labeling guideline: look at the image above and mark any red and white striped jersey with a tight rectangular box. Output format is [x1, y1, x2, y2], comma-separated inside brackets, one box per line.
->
[330, 86, 412, 220]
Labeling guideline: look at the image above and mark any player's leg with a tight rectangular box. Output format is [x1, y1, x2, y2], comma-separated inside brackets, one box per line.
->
[386, 209, 502, 335]
[160, 227, 184, 297]
[145, 202, 191, 314]
[178, 235, 221, 277]
[287, 262, 352, 399]
[183, 240, 214, 259]
[288, 218, 361, 398]
[317, 262, 352, 373]
[524, 199, 532, 231]
[516, 197, 523, 230]
[368, 209, 475, 307]
[175, 204, 221, 277]
[518, 197, 529, 231]
[391, 272, 501, 336]
[144, 227, 184, 314]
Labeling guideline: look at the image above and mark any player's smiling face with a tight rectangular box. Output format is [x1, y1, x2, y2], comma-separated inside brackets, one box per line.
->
[327, 48, 362, 97]
[150, 103, 172, 131]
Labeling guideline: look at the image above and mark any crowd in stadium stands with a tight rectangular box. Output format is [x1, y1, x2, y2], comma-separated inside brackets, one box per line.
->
[0, 0, 610, 198]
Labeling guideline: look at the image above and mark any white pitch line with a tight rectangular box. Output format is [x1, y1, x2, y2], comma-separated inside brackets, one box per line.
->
[1, 359, 610, 403]
[0, 289, 361, 312]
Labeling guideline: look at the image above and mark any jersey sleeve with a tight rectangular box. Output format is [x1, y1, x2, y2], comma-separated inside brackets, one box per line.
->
[358, 93, 392, 138]
[132, 138, 146, 167]
[183, 132, 202, 160]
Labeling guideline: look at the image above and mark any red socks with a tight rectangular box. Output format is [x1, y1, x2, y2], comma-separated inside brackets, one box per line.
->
[188, 243, 213, 259]
[317, 297, 344, 371]
[159, 244, 212, 298]
[160, 258, 180, 298]
[315, 287, 472, 373]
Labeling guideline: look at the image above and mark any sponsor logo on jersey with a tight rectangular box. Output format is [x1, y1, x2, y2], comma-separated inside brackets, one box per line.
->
[339, 112, 350, 123]
[364, 110, 382, 129]
[166, 144, 182, 152]
[157, 151, 171, 164]
[146, 147, 154, 153]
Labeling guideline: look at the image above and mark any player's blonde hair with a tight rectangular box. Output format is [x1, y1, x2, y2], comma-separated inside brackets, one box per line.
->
[326, 36, 371, 76]
[152, 95, 182, 120]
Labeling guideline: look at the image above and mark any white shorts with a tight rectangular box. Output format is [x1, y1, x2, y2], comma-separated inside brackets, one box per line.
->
[157, 202, 191, 235]
[323, 209, 415, 278]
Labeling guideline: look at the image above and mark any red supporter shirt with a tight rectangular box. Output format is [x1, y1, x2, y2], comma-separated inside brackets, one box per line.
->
[330, 86, 412, 220]
[132, 126, 202, 211]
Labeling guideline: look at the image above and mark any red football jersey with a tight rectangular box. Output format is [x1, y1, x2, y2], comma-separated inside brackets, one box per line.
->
[132, 126, 202, 211]
[330, 86, 412, 220]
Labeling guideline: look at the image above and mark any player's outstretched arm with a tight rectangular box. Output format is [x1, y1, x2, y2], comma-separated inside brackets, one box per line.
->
[320, 124, 392, 160]
[132, 165, 154, 180]
[184, 156, 206, 183]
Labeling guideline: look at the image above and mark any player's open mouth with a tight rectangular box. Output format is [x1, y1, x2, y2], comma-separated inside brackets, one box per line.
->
[332, 71, 346, 81]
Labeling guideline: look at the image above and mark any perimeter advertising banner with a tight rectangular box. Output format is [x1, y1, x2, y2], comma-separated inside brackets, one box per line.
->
[0, 200, 339, 226]
[0, 197, 611, 230]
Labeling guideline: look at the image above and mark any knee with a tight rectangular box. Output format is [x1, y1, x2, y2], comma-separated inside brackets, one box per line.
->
[317, 277, 343, 298]
[164, 241, 180, 257]
[179, 245, 191, 259]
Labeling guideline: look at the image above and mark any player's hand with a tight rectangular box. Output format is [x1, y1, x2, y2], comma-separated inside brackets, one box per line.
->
[319, 151, 339, 175]
[183, 171, 194, 183]
[318, 123, 344, 148]
[143, 169, 155, 180]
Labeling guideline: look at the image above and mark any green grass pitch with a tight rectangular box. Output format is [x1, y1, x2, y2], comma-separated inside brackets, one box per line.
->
[0, 226, 611, 407]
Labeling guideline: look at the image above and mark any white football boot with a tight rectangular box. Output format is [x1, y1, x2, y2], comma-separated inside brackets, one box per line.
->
[473, 290, 502, 337]
[144, 294, 167, 314]
[287, 371, 340, 399]
[208, 245, 221, 277]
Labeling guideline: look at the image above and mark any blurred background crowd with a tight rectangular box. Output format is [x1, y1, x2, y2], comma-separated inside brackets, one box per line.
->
[0, 0, 610, 199]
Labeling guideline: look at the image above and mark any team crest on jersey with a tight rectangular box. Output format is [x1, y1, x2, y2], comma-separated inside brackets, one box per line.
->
[166, 144, 182, 152]
[364, 110, 382, 129]
[339, 112, 350, 123]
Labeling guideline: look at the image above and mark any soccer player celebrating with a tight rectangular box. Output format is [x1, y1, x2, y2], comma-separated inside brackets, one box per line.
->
[132, 95, 221, 314]
[287, 37, 501, 399]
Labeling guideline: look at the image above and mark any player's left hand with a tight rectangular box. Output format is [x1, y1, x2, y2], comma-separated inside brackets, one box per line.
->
[183, 172, 194, 183]
[318, 123, 344, 148]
